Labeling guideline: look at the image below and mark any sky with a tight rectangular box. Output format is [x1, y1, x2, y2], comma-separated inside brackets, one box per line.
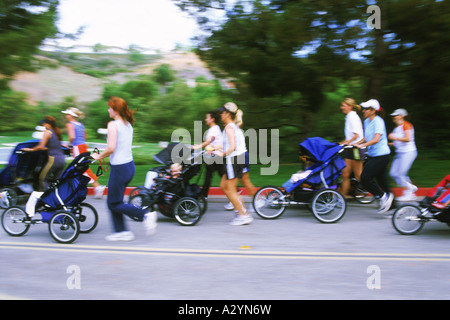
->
[52, 0, 199, 51]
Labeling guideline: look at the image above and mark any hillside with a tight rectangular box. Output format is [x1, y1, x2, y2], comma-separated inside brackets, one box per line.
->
[10, 51, 217, 105]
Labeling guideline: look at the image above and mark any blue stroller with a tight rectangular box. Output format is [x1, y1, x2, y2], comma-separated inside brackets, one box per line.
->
[1, 152, 99, 243]
[0, 139, 70, 208]
[252, 137, 347, 223]
[0, 140, 47, 208]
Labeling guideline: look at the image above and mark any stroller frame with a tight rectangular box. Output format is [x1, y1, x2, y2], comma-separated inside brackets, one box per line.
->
[128, 143, 206, 226]
[392, 175, 450, 235]
[252, 137, 347, 223]
[0, 139, 70, 208]
[1, 153, 99, 243]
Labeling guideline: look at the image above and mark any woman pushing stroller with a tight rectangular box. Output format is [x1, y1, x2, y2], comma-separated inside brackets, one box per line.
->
[91, 97, 157, 241]
[21, 116, 65, 192]
[354, 99, 394, 214]
[215, 103, 254, 226]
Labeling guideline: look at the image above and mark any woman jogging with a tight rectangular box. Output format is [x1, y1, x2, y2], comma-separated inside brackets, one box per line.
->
[62, 107, 105, 198]
[215, 102, 253, 225]
[339, 97, 364, 197]
[388, 108, 418, 201]
[191, 111, 223, 198]
[91, 97, 157, 241]
[22, 116, 65, 191]
[354, 99, 394, 214]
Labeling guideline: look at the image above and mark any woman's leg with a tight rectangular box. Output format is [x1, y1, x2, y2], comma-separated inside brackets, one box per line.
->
[220, 175, 245, 215]
[360, 156, 387, 198]
[341, 159, 353, 196]
[107, 162, 147, 233]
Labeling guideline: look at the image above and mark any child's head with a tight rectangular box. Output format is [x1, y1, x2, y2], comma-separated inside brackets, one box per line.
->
[170, 163, 182, 174]
[299, 154, 315, 169]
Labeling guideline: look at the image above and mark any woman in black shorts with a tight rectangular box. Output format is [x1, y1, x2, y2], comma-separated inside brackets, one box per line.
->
[216, 102, 253, 226]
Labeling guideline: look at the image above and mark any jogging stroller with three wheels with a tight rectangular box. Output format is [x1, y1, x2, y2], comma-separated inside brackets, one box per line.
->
[128, 143, 206, 226]
[252, 137, 347, 223]
[1, 152, 99, 243]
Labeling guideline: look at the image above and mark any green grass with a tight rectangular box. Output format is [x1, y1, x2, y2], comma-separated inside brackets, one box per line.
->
[1, 133, 448, 188]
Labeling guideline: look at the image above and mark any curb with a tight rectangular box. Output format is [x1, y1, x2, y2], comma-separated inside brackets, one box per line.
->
[88, 186, 433, 197]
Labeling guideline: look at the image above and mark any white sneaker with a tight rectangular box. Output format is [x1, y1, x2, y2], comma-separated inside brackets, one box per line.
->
[0, 191, 9, 208]
[224, 202, 234, 211]
[396, 193, 418, 202]
[94, 185, 106, 198]
[229, 213, 254, 226]
[378, 192, 394, 214]
[105, 231, 135, 241]
[407, 183, 418, 193]
[144, 211, 157, 236]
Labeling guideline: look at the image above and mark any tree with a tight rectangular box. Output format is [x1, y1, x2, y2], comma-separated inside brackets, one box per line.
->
[152, 64, 176, 85]
[0, 0, 59, 79]
[175, 0, 450, 152]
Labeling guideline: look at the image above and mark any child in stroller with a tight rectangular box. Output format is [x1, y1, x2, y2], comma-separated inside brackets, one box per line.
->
[253, 137, 348, 223]
[128, 143, 206, 226]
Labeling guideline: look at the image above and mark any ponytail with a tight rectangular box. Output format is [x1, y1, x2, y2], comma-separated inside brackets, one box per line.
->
[342, 97, 361, 112]
[223, 102, 244, 127]
[235, 109, 244, 128]
[108, 96, 136, 125]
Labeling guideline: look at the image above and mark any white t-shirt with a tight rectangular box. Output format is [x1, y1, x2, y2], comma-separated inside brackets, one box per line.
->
[392, 121, 417, 153]
[205, 125, 223, 149]
[110, 120, 133, 165]
[344, 111, 364, 144]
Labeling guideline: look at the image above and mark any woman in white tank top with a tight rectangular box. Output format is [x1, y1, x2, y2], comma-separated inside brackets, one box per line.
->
[216, 102, 253, 226]
[92, 97, 157, 241]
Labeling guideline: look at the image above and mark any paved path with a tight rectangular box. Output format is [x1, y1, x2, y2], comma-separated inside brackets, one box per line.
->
[0, 196, 449, 300]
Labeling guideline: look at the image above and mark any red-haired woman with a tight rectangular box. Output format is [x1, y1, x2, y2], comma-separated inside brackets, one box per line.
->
[92, 97, 157, 241]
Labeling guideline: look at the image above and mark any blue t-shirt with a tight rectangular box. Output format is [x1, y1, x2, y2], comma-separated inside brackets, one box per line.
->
[364, 116, 390, 157]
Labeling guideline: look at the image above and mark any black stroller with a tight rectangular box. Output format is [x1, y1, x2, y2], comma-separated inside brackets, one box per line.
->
[128, 143, 206, 226]
[1, 152, 99, 243]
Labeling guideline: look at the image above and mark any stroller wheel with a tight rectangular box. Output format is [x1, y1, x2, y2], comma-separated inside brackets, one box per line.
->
[74, 203, 98, 233]
[311, 189, 346, 223]
[1, 206, 30, 237]
[48, 211, 80, 244]
[392, 204, 425, 235]
[173, 197, 202, 226]
[252, 186, 286, 219]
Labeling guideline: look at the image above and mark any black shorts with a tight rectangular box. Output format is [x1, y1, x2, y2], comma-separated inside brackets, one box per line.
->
[224, 154, 246, 180]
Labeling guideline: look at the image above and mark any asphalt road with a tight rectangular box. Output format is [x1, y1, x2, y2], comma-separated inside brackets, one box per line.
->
[0, 195, 449, 301]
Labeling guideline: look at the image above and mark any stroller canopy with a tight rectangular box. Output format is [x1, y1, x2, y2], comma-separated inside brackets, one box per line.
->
[283, 137, 346, 193]
[299, 137, 343, 163]
[153, 142, 193, 165]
